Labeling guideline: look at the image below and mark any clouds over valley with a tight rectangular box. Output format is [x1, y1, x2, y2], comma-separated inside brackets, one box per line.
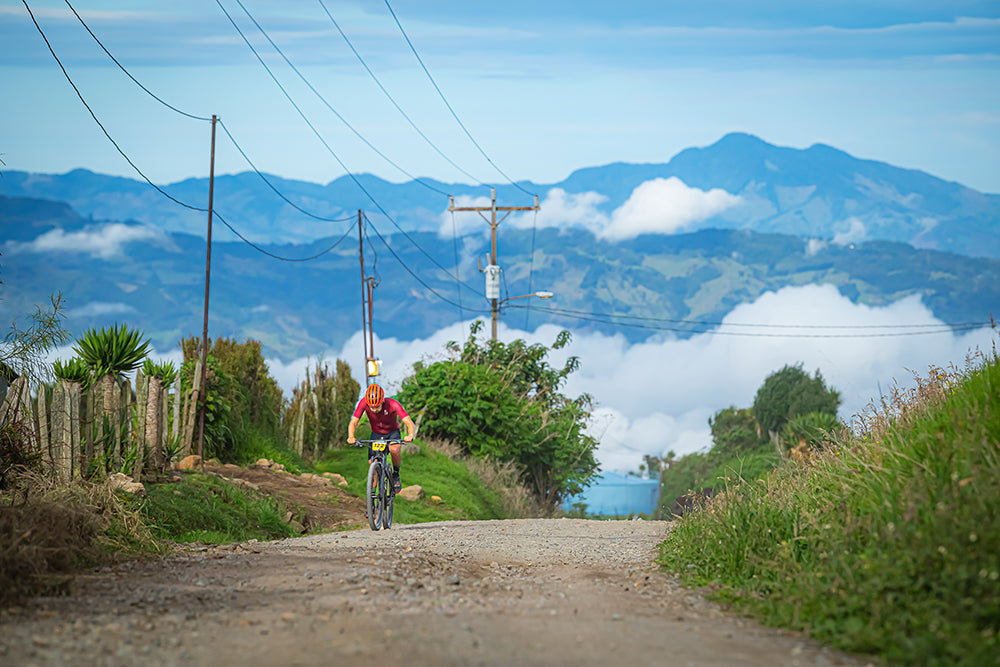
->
[257, 284, 996, 474]
[4, 223, 169, 259]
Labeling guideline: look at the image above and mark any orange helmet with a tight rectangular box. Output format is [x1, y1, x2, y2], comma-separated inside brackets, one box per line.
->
[365, 383, 385, 409]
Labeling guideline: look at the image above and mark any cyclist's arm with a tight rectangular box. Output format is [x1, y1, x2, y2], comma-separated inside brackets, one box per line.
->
[347, 416, 360, 444]
[401, 415, 416, 442]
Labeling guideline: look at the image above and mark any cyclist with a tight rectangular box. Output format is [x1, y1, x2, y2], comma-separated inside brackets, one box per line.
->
[347, 383, 415, 493]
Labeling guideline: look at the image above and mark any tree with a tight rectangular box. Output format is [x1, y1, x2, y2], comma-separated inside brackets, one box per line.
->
[180, 336, 285, 462]
[399, 322, 599, 512]
[752, 363, 840, 435]
[0, 294, 69, 393]
[708, 406, 763, 455]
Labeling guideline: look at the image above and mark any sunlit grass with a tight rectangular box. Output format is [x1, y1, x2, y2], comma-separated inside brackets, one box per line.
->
[658, 347, 1000, 666]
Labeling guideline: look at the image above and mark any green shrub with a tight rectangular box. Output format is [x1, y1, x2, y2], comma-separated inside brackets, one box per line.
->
[659, 352, 1000, 666]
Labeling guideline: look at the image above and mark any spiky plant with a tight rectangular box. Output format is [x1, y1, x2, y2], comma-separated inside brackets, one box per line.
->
[141, 359, 177, 386]
[53, 358, 93, 390]
[72, 324, 150, 382]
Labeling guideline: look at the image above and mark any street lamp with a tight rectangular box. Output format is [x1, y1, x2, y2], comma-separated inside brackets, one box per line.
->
[493, 291, 553, 340]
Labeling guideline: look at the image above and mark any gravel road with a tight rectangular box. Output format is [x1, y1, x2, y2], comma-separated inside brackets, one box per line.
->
[0, 519, 873, 666]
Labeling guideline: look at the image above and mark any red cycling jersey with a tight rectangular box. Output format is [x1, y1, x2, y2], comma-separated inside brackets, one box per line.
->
[353, 397, 409, 435]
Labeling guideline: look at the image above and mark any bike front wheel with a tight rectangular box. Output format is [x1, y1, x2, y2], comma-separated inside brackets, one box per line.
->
[383, 463, 395, 529]
[366, 461, 382, 531]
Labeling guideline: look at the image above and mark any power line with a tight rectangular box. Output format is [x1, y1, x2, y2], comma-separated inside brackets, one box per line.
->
[216, 120, 356, 224]
[61, 0, 212, 122]
[61, 0, 358, 227]
[365, 214, 489, 313]
[23, 0, 206, 214]
[26, 1, 351, 264]
[215, 0, 479, 289]
[382, 0, 536, 197]
[229, 0, 450, 197]
[513, 303, 990, 339]
[215, 211, 355, 261]
[520, 303, 990, 330]
[315, 0, 489, 188]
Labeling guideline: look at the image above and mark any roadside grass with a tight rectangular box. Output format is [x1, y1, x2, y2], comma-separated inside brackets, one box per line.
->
[657, 349, 1000, 666]
[1, 472, 166, 607]
[316, 438, 508, 524]
[141, 473, 296, 544]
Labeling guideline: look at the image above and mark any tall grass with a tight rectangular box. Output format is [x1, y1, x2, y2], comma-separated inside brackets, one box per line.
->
[659, 348, 1000, 666]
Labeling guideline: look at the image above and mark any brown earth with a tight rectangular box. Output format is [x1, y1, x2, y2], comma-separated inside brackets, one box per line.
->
[0, 465, 877, 667]
[201, 462, 368, 533]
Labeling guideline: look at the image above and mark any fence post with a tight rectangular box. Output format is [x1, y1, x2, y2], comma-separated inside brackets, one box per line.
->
[68, 381, 82, 479]
[134, 369, 147, 481]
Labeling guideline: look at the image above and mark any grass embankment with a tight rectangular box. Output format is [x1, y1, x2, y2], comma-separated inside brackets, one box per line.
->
[316, 438, 511, 524]
[1, 433, 522, 606]
[658, 352, 1000, 666]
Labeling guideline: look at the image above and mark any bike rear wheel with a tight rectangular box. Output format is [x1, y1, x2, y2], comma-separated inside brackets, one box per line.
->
[366, 460, 382, 531]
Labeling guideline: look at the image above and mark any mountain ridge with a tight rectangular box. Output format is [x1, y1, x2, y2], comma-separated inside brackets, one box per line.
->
[1, 133, 997, 259]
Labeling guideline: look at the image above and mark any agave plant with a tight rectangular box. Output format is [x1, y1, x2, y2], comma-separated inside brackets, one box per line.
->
[52, 357, 93, 390]
[73, 324, 151, 381]
[142, 359, 177, 386]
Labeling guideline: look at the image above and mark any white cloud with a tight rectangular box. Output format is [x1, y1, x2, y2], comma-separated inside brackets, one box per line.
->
[4, 223, 167, 259]
[805, 238, 827, 256]
[182, 284, 1000, 476]
[437, 195, 494, 238]
[510, 188, 609, 233]
[440, 179, 739, 243]
[601, 177, 741, 241]
[833, 217, 867, 245]
[65, 302, 135, 319]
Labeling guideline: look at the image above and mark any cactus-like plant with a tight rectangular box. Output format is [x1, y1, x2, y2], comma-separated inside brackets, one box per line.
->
[142, 359, 177, 386]
[72, 323, 150, 381]
[53, 357, 93, 390]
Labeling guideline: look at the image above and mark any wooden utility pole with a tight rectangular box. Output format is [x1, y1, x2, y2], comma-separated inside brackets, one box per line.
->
[448, 189, 539, 340]
[197, 114, 217, 463]
[358, 210, 378, 386]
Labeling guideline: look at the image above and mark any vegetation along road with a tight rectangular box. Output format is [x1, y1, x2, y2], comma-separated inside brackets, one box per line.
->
[1, 518, 871, 667]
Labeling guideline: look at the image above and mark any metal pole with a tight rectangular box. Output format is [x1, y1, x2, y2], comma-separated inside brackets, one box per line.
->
[358, 210, 369, 386]
[197, 114, 217, 461]
[490, 188, 498, 341]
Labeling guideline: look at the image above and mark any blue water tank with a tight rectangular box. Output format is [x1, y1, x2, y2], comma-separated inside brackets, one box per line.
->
[563, 471, 659, 516]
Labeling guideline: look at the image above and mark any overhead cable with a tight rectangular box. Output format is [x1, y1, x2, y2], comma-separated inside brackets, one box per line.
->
[215, 211, 355, 261]
[61, 0, 357, 226]
[229, 0, 450, 197]
[513, 304, 990, 339]
[382, 0, 536, 197]
[25, 1, 350, 263]
[315, 0, 488, 188]
[61, 0, 212, 122]
[365, 214, 489, 313]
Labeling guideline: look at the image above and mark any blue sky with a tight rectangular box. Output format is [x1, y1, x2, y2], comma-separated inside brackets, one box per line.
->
[2, 0, 999, 192]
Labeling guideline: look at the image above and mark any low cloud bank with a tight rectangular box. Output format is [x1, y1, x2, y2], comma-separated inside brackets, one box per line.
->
[271, 284, 995, 474]
[4, 223, 168, 259]
[43, 286, 992, 476]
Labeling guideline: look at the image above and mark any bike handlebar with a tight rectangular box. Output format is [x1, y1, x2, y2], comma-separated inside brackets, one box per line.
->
[350, 439, 404, 447]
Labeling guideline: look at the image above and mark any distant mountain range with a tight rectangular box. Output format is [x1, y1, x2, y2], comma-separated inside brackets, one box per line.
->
[2, 196, 998, 362]
[2, 133, 998, 363]
[2, 133, 998, 259]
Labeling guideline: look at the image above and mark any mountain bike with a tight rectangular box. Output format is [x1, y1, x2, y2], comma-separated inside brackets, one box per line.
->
[351, 439, 399, 531]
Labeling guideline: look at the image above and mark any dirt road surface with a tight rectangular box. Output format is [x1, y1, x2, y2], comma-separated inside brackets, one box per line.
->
[0, 518, 873, 667]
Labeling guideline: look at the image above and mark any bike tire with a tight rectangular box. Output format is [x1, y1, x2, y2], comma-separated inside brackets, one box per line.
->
[383, 463, 394, 529]
[366, 460, 382, 531]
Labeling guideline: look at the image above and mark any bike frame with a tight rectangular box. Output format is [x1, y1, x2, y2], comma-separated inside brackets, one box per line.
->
[351, 439, 400, 531]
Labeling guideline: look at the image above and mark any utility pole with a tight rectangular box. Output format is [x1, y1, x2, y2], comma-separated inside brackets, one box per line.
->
[197, 114, 217, 463]
[448, 188, 539, 340]
[357, 210, 378, 386]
